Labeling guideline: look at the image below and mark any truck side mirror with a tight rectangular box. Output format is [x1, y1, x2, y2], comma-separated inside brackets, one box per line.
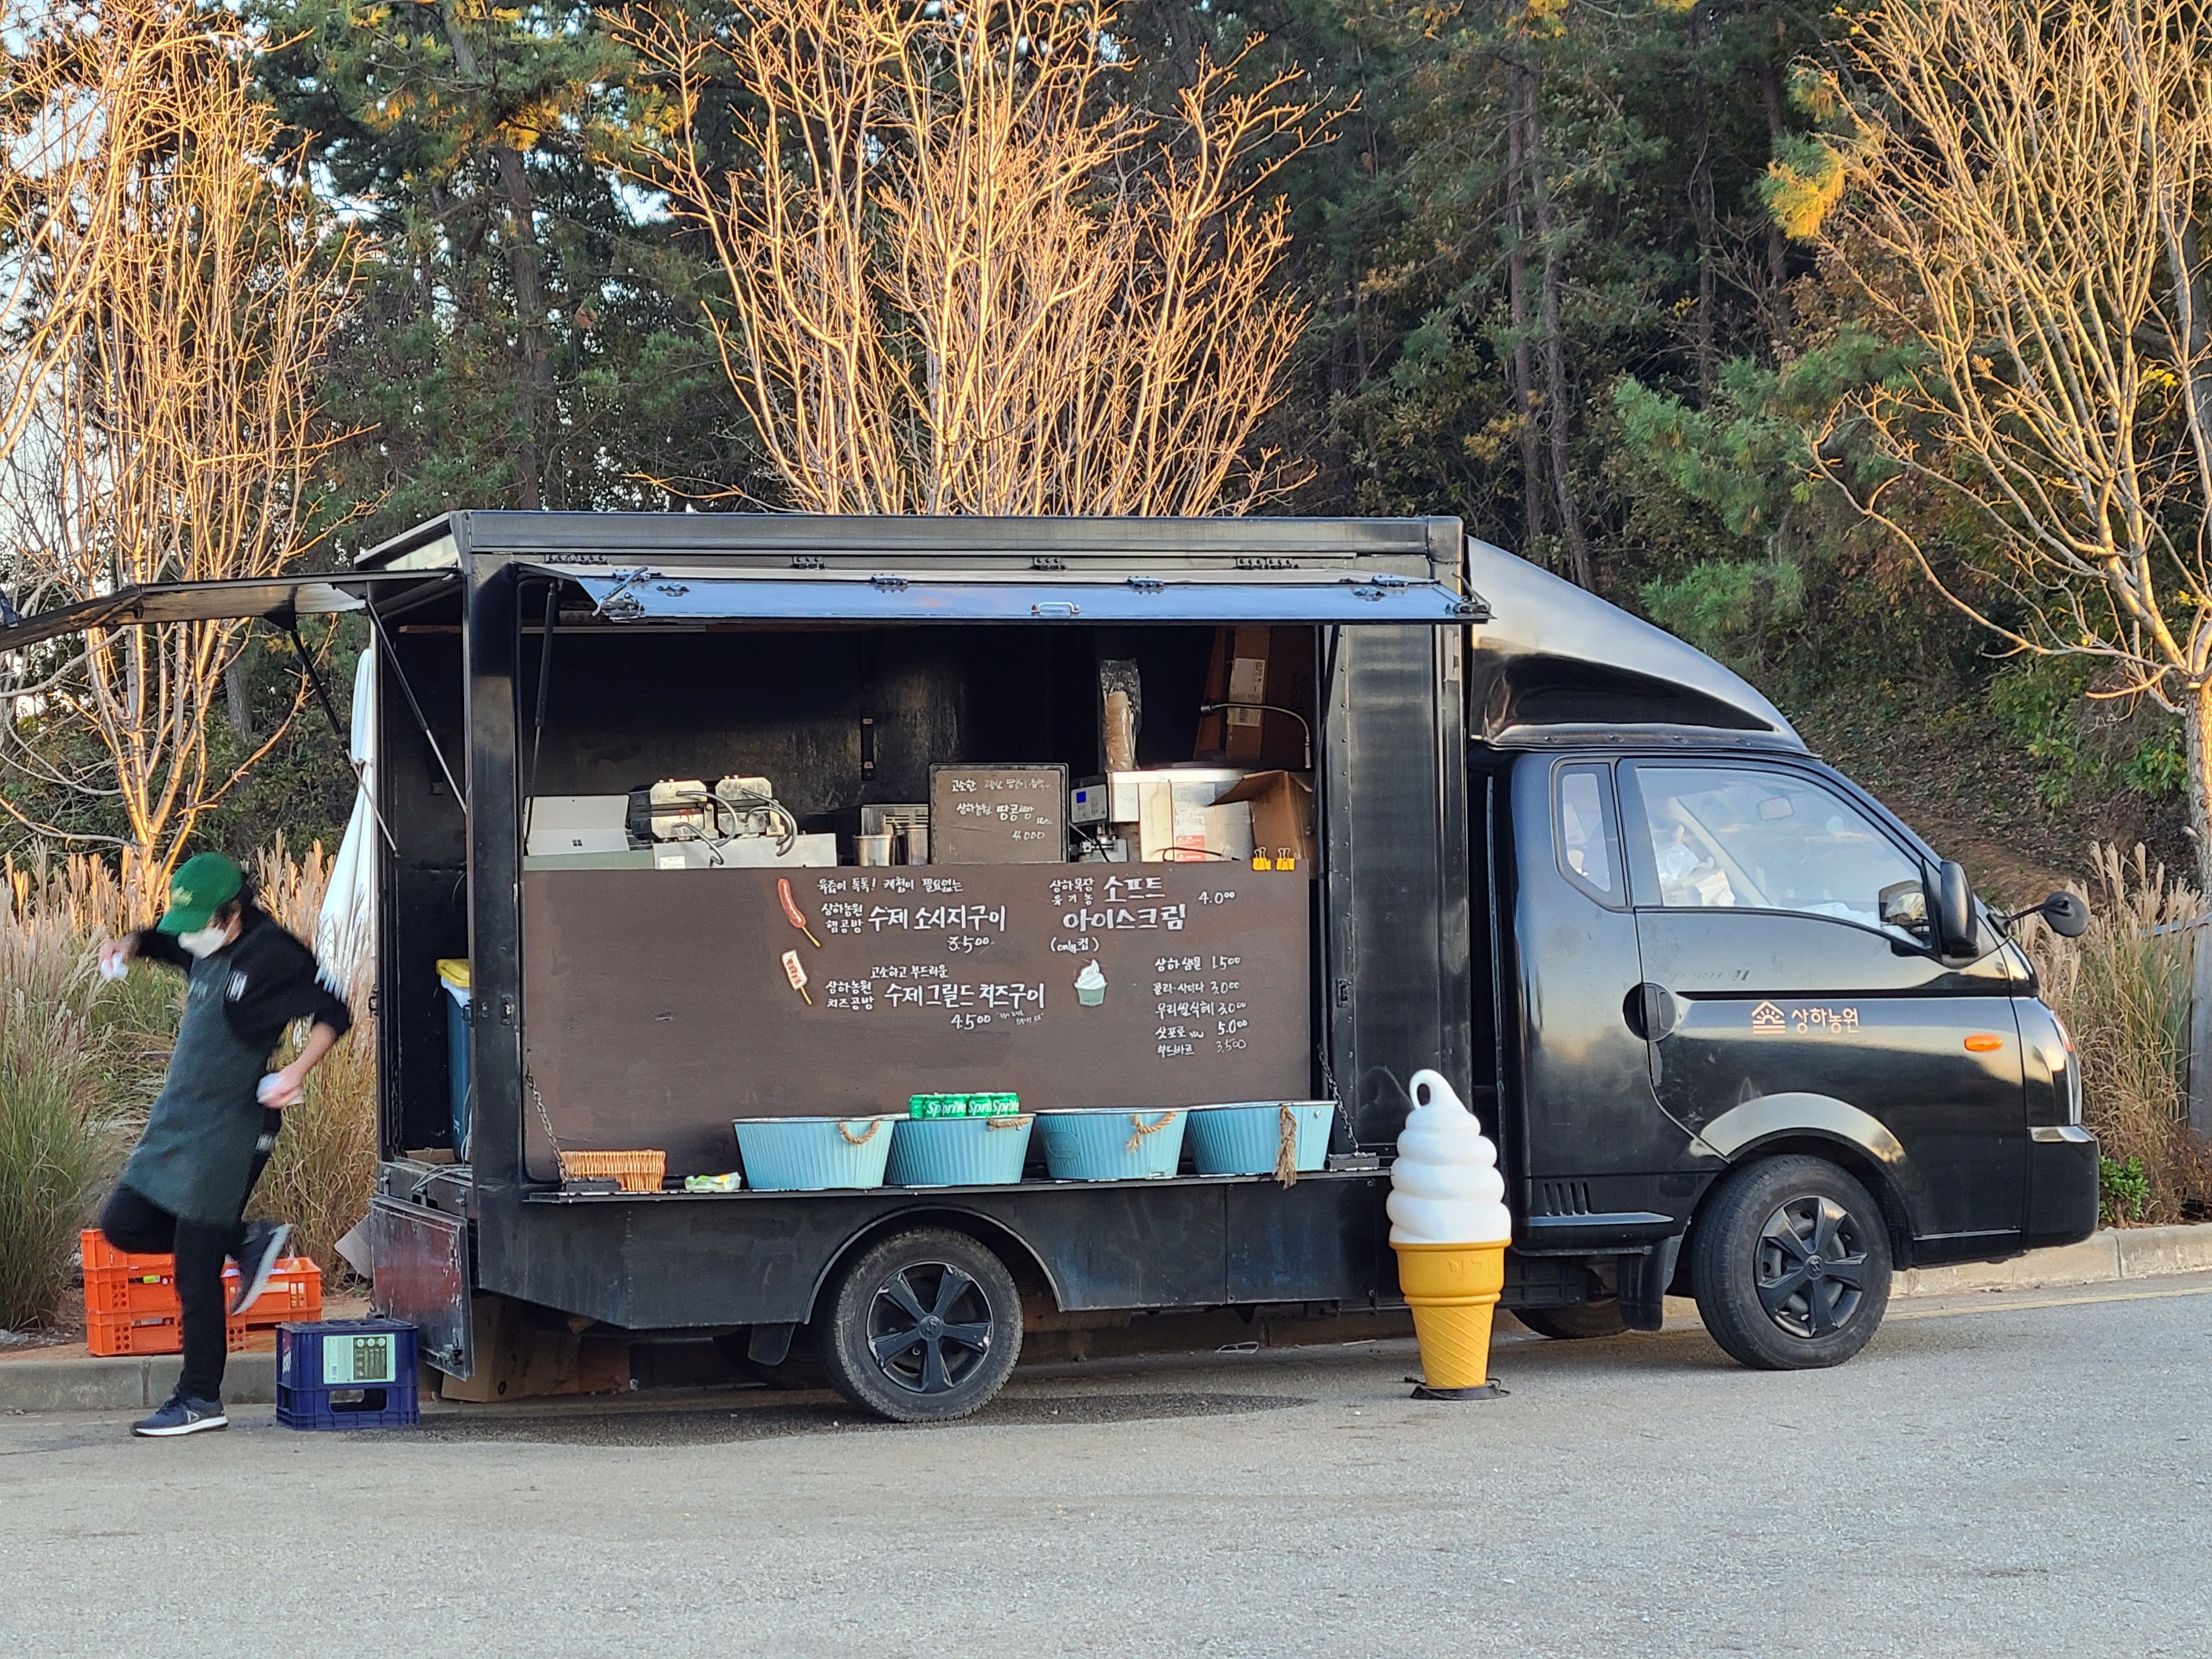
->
[2040, 890, 2090, 939]
[1878, 878, 1929, 938]
[1937, 859, 1977, 957]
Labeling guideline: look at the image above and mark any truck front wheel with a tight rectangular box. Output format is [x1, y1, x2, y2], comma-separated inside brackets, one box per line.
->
[817, 1227, 1023, 1423]
[1691, 1155, 1893, 1370]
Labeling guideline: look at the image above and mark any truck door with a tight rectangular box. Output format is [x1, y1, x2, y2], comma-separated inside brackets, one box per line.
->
[1618, 759, 2027, 1250]
[1509, 756, 1699, 1239]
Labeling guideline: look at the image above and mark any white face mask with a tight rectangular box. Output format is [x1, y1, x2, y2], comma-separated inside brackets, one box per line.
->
[178, 924, 231, 958]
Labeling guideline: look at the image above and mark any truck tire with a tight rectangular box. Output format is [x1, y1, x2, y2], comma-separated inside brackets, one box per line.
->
[1691, 1154, 1893, 1371]
[817, 1227, 1023, 1423]
[1516, 1300, 1629, 1340]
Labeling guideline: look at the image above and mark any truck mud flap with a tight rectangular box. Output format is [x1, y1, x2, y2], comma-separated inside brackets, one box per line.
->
[1620, 1235, 1683, 1331]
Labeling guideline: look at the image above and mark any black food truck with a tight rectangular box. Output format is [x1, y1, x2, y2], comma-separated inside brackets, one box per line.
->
[0, 513, 2099, 1419]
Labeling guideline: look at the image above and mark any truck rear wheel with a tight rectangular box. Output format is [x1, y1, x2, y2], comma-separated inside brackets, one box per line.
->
[1691, 1154, 1892, 1371]
[1515, 1300, 1629, 1340]
[817, 1227, 1023, 1423]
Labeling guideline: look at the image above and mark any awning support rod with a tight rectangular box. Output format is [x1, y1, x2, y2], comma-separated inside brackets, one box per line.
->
[364, 601, 467, 811]
[281, 618, 397, 853]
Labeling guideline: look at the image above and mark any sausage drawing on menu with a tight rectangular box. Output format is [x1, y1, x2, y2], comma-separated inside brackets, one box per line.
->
[778, 877, 823, 947]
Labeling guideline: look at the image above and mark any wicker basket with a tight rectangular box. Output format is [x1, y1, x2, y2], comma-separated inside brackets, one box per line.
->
[557, 1149, 667, 1193]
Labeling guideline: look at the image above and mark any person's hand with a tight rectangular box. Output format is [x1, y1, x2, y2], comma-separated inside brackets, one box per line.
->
[258, 1065, 308, 1109]
[97, 936, 137, 979]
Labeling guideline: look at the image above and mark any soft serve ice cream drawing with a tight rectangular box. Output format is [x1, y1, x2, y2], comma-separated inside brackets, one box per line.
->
[1074, 961, 1107, 1007]
[1389, 1068, 1512, 1394]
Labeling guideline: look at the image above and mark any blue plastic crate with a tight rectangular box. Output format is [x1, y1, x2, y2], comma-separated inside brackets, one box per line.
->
[276, 1318, 421, 1430]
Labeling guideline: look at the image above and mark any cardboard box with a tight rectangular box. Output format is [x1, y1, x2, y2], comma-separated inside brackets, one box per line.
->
[1214, 771, 1315, 870]
[1104, 766, 1245, 824]
[1195, 628, 1316, 770]
[435, 1294, 631, 1402]
[1126, 774, 1250, 862]
[1197, 802, 1255, 862]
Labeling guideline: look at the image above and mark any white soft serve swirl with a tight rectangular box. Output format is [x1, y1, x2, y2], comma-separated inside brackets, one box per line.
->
[1386, 1068, 1511, 1245]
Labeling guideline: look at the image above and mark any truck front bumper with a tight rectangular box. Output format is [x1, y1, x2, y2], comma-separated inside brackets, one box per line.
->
[2024, 1125, 2100, 1250]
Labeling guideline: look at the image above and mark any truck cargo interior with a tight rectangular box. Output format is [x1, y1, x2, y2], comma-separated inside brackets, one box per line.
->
[377, 589, 1498, 1182]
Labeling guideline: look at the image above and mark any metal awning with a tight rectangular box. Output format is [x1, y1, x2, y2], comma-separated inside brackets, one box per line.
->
[517, 562, 1485, 625]
[0, 571, 459, 654]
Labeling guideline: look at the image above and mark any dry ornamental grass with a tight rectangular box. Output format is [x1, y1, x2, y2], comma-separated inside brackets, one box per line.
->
[2024, 845, 2212, 1224]
[0, 842, 375, 1329]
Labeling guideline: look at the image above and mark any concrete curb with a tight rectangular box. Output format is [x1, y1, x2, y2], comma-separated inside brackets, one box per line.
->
[4, 1224, 2208, 1414]
[0, 1351, 276, 1415]
[1893, 1222, 2212, 1296]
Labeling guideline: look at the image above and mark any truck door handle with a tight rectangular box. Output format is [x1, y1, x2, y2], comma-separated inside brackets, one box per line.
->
[1624, 983, 1679, 1041]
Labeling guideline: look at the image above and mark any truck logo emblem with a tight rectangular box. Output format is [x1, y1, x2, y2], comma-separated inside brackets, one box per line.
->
[1751, 1001, 1786, 1031]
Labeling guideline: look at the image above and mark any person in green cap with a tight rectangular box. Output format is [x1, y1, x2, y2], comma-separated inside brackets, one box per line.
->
[96, 851, 353, 1437]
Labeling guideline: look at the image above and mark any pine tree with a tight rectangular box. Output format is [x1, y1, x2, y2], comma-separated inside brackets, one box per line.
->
[251, 0, 756, 538]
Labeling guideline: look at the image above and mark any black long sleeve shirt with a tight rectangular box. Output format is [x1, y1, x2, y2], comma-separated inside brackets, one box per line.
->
[132, 907, 353, 1051]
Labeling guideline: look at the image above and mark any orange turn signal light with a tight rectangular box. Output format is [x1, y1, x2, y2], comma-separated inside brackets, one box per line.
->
[1964, 1034, 2004, 1053]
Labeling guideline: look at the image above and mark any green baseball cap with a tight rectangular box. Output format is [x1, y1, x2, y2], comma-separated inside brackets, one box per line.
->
[156, 851, 244, 934]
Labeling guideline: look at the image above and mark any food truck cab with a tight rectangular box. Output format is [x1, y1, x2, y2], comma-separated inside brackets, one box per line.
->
[0, 513, 2098, 1418]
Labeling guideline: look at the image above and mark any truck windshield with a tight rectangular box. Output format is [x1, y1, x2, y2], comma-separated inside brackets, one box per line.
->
[1627, 764, 1922, 936]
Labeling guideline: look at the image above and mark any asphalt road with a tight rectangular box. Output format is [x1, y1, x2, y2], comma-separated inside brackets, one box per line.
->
[4, 1278, 2209, 1659]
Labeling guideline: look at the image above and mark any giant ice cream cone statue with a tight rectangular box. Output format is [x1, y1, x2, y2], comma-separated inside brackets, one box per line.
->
[1389, 1069, 1512, 1396]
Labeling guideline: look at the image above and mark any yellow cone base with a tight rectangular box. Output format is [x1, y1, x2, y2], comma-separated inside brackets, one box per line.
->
[1394, 1240, 1506, 1393]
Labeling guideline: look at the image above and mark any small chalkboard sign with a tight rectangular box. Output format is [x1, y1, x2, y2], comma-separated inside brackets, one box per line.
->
[929, 764, 1068, 864]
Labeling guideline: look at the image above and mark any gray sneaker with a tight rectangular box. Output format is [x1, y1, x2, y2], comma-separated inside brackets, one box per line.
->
[229, 1221, 291, 1317]
[132, 1391, 227, 1437]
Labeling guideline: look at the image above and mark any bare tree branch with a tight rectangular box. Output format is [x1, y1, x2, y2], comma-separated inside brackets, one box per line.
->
[1816, 0, 2212, 880]
[0, 0, 368, 886]
[617, 0, 1330, 516]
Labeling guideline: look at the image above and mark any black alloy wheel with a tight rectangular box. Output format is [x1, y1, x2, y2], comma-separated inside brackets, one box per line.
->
[1756, 1195, 1869, 1339]
[817, 1227, 1023, 1423]
[1691, 1154, 1894, 1370]
[1515, 1300, 1629, 1341]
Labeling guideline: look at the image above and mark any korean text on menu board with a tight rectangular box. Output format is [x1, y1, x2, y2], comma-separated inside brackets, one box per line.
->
[929, 764, 1066, 863]
[807, 871, 1042, 1029]
[795, 868, 1259, 1057]
[1047, 869, 1256, 1063]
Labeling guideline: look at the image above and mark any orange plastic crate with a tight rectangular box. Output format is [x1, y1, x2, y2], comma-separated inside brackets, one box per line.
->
[84, 1260, 182, 1315]
[81, 1230, 145, 1273]
[232, 1259, 322, 1325]
[87, 1308, 183, 1356]
[88, 1310, 288, 1356]
[79, 1231, 322, 1338]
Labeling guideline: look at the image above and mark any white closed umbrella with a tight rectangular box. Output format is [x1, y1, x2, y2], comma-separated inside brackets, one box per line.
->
[315, 648, 377, 990]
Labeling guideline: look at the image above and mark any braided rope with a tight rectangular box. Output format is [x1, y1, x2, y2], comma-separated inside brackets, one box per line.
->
[1125, 1111, 1178, 1153]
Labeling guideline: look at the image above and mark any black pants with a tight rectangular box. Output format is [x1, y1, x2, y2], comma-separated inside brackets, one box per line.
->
[99, 1112, 280, 1402]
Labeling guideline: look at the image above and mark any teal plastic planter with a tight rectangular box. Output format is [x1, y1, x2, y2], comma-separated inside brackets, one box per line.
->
[1037, 1108, 1187, 1181]
[885, 1115, 1035, 1186]
[1187, 1101, 1335, 1177]
[733, 1116, 899, 1191]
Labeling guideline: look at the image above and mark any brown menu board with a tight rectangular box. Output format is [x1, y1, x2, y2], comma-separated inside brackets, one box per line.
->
[928, 764, 1067, 863]
[520, 862, 1311, 1175]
